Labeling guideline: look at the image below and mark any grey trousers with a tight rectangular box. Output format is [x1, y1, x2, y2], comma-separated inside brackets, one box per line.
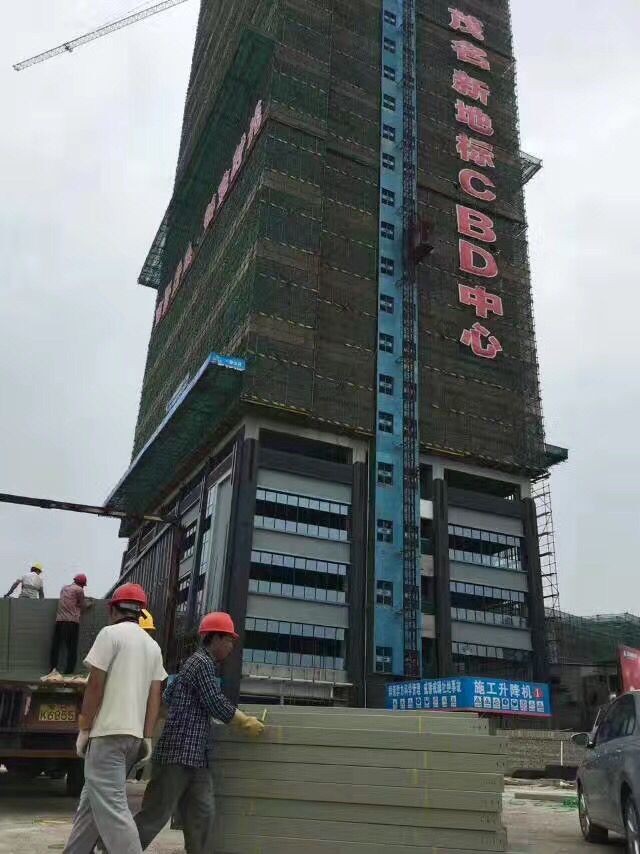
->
[63, 735, 143, 854]
[134, 763, 214, 854]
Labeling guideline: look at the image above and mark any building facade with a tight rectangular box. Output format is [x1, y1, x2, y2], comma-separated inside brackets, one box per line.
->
[108, 0, 565, 705]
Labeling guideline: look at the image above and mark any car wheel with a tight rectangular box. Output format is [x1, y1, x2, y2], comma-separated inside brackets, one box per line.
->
[624, 793, 640, 854]
[578, 786, 609, 844]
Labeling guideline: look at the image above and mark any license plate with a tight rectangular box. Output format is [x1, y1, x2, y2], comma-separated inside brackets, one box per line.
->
[38, 704, 77, 723]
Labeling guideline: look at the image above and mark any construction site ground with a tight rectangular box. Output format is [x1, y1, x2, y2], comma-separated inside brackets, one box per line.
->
[0, 776, 621, 853]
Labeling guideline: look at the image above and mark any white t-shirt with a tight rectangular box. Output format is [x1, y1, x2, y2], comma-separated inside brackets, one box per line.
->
[19, 571, 43, 599]
[84, 621, 167, 739]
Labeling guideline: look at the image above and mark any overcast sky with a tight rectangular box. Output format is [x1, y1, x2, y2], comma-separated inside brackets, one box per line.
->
[1, 1, 638, 614]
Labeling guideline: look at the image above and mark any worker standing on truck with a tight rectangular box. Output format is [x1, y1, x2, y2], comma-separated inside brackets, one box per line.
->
[133, 612, 264, 853]
[62, 582, 167, 854]
[44, 573, 94, 680]
[4, 562, 44, 599]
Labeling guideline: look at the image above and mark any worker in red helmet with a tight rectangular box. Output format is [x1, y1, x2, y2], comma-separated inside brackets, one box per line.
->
[44, 573, 94, 681]
[63, 582, 167, 854]
[133, 611, 264, 853]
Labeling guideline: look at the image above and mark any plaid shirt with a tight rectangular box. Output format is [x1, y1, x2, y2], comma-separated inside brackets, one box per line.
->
[153, 648, 236, 768]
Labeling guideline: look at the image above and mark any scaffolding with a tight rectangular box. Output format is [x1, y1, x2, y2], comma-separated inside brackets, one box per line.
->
[131, 0, 547, 483]
[557, 611, 640, 667]
[532, 473, 561, 665]
[401, 0, 420, 678]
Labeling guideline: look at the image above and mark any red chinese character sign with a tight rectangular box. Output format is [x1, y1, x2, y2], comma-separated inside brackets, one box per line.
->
[455, 100, 494, 137]
[458, 284, 503, 319]
[451, 40, 490, 71]
[449, 8, 485, 41]
[456, 134, 495, 168]
[452, 70, 490, 106]
[460, 322, 503, 360]
[154, 99, 266, 328]
[448, 9, 503, 362]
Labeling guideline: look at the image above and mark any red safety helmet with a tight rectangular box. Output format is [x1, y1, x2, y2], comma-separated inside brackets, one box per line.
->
[199, 612, 239, 639]
[73, 573, 87, 587]
[109, 582, 148, 609]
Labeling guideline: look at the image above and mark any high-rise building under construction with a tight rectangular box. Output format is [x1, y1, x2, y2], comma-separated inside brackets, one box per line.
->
[109, 0, 567, 704]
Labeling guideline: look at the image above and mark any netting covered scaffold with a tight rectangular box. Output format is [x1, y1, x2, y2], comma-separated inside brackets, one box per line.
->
[414, 0, 545, 475]
[133, 0, 384, 456]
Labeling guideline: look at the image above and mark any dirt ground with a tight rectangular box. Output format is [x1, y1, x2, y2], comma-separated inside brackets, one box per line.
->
[0, 775, 182, 853]
[0, 775, 626, 853]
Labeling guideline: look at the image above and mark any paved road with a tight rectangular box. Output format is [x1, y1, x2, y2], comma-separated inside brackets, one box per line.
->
[503, 793, 624, 853]
[0, 774, 628, 854]
[0, 775, 182, 853]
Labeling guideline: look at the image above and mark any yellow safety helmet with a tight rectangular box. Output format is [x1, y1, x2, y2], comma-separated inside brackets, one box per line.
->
[139, 609, 156, 632]
[31, 563, 44, 573]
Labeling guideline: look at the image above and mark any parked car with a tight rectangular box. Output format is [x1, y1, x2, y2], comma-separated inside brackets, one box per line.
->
[573, 691, 640, 850]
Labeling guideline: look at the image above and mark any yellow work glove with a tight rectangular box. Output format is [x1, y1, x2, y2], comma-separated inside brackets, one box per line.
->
[231, 709, 265, 737]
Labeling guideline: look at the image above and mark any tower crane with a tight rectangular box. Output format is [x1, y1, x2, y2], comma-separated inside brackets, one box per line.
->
[13, 0, 190, 71]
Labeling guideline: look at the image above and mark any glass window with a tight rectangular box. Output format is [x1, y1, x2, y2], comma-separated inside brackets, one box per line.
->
[383, 64, 396, 81]
[382, 123, 396, 141]
[381, 187, 395, 206]
[380, 256, 394, 276]
[384, 10, 397, 25]
[597, 696, 636, 745]
[379, 374, 394, 395]
[382, 93, 396, 111]
[376, 518, 393, 543]
[377, 461, 393, 486]
[383, 36, 396, 53]
[381, 221, 395, 240]
[448, 523, 524, 571]
[181, 522, 197, 561]
[254, 489, 350, 541]
[379, 332, 394, 353]
[383, 153, 396, 172]
[376, 646, 393, 673]
[378, 411, 394, 433]
[380, 293, 394, 313]
[376, 580, 393, 606]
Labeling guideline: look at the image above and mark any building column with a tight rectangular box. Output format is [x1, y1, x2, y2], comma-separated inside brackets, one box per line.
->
[432, 478, 452, 676]
[348, 460, 368, 707]
[522, 497, 548, 682]
[221, 434, 258, 702]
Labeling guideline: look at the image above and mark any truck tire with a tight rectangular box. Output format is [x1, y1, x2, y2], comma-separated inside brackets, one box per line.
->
[66, 761, 84, 798]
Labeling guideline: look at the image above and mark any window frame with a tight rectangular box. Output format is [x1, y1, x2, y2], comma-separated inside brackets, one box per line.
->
[378, 411, 394, 434]
[380, 256, 395, 276]
[382, 152, 396, 171]
[379, 332, 394, 353]
[380, 221, 395, 240]
[382, 123, 396, 141]
[377, 461, 394, 486]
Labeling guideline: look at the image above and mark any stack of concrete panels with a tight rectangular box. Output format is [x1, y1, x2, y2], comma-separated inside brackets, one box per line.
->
[0, 599, 109, 681]
[213, 705, 507, 854]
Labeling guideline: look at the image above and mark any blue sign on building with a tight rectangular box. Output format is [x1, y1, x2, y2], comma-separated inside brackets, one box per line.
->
[209, 353, 246, 371]
[386, 676, 551, 717]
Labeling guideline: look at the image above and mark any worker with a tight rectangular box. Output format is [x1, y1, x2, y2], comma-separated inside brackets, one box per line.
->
[4, 562, 44, 599]
[44, 573, 94, 680]
[92, 607, 161, 854]
[133, 612, 265, 853]
[62, 583, 167, 854]
[139, 609, 155, 633]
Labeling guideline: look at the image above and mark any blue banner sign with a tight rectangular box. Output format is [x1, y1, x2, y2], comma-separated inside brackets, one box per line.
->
[209, 353, 246, 371]
[386, 676, 551, 717]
